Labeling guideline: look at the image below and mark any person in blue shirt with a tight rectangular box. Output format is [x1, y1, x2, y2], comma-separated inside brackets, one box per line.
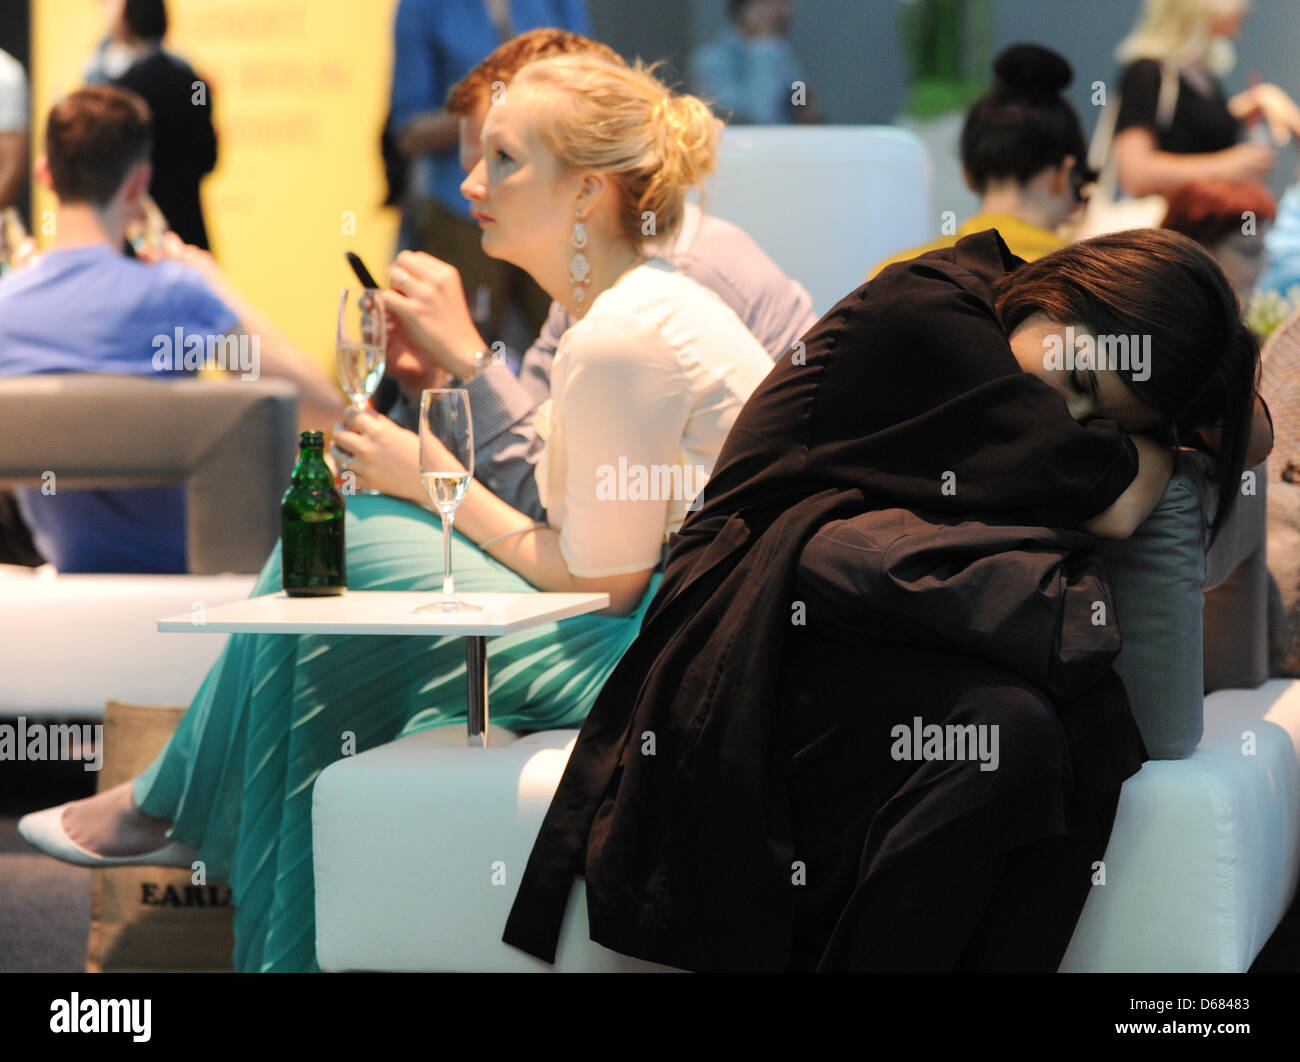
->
[389, 0, 590, 345]
[690, 0, 824, 126]
[0, 86, 341, 573]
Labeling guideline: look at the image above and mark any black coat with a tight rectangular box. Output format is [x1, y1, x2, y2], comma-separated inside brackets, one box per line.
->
[502, 231, 1148, 970]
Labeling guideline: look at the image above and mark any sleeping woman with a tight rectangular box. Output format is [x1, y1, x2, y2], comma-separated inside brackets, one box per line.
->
[502, 226, 1273, 972]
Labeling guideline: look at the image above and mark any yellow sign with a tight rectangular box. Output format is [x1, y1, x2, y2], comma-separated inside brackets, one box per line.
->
[31, 0, 400, 373]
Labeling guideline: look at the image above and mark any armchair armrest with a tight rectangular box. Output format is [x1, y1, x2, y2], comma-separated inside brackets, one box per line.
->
[0, 374, 298, 574]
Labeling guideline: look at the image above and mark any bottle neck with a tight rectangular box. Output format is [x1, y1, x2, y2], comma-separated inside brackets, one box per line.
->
[294, 445, 334, 485]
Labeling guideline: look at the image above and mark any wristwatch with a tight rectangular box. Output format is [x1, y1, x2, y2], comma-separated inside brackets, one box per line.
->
[454, 348, 493, 385]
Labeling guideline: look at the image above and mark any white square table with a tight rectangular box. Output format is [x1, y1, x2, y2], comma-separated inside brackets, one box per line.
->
[158, 591, 610, 746]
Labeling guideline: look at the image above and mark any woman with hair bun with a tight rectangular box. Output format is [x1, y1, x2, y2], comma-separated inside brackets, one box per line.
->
[870, 42, 1090, 277]
[20, 53, 775, 973]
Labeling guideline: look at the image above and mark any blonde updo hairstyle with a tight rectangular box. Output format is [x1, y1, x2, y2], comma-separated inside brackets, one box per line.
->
[1116, 0, 1248, 75]
[506, 54, 722, 245]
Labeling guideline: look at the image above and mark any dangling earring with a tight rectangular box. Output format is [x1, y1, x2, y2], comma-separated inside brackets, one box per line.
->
[569, 210, 591, 305]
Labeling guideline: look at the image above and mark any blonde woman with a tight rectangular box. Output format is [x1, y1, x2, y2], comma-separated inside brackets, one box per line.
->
[20, 54, 775, 972]
[1112, 0, 1300, 197]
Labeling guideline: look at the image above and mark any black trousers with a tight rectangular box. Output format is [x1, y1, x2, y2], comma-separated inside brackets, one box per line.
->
[778, 632, 1133, 972]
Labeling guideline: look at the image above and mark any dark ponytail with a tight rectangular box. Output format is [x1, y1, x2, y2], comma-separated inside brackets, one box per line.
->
[961, 43, 1088, 193]
[993, 228, 1260, 545]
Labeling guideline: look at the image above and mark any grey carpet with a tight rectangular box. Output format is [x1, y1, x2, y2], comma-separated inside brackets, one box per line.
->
[0, 757, 95, 973]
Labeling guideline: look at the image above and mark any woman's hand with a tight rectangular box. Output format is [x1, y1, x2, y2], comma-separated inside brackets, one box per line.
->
[331, 406, 424, 503]
[381, 251, 490, 380]
[1213, 141, 1276, 184]
[1229, 83, 1300, 147]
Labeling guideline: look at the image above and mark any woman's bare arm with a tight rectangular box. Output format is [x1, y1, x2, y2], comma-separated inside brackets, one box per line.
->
[333, 410, 653, 616]
[453, 475, 654, 616]
[1113, 127, 1274, 197]
[1082, 432, 1176, 539]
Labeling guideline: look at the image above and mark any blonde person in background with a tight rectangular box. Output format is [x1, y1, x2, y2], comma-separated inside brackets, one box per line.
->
[870, 44, 1088, 280]
[1110, 0, 1300, 199]
[20, 55, 775, 973]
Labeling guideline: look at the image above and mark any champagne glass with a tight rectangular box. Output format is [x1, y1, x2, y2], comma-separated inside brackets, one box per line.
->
[415, 388, 480, 613]
[336, 288, 388, 495]
[337, 288, 388, 409]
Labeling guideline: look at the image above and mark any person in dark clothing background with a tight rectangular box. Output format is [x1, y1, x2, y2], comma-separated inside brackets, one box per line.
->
[503, 228, 1273, 972]
[107, 0, 217, 249]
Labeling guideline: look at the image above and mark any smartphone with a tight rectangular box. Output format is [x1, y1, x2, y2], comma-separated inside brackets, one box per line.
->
[345, 251, 381, 290]
[344, 251, 400, 415]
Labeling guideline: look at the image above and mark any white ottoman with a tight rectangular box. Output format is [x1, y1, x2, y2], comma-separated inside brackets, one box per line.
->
[312, 727, 678, 972]
[1062, 678, 1300, 971]
[0, 567, 257, 717]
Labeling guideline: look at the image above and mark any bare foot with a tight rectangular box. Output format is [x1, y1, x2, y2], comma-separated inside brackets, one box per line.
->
[60, 782, 175, 857]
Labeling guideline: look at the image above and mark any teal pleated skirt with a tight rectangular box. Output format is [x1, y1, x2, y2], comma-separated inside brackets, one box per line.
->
[132, 494, 662, 972]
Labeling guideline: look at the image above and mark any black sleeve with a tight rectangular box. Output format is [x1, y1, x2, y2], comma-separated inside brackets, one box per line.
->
[796, 511, 1124, 699]
[705, 230, 1138, 529]
[1114, 59, 1162, 137]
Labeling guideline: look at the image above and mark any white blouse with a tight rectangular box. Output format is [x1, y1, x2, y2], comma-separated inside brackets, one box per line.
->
[534, 257, 775, 578]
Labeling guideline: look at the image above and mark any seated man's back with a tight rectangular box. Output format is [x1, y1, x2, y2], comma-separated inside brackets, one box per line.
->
[0, 244, 235, 572]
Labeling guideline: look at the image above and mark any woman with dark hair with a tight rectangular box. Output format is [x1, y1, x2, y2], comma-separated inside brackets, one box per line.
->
[1160, 177, 1276, 303]
[871, 43, 1089, 277]
[504, 227, 1272, 972]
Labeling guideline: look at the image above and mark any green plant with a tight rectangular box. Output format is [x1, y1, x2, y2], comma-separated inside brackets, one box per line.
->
[898, 0, 992, 120]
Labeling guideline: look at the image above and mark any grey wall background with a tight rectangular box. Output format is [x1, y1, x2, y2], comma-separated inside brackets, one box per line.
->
[588, 0, 1300, 191]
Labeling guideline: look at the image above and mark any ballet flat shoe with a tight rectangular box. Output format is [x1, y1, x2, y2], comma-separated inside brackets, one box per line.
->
[17, 803, 199, 869]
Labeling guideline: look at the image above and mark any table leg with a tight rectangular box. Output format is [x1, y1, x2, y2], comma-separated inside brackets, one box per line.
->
[466, 635, 488, 747]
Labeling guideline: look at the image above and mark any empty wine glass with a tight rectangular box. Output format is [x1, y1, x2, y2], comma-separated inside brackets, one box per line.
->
[415, 388, 480, 613]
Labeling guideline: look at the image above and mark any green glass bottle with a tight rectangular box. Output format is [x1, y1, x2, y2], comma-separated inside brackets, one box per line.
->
[281, 430, 346, 596]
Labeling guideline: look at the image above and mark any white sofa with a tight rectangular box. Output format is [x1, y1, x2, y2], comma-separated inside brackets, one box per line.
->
[314, 453, 1300, 972]
[0, 375, 296, 718]
[0, 566, 256, 718]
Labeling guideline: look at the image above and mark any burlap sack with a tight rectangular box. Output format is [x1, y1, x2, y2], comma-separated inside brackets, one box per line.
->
[86, 701, 234, 972]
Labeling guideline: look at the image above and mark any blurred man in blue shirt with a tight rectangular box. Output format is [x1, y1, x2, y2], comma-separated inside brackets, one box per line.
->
[690, 0, 824, 125]
[0, 86, 340, 573]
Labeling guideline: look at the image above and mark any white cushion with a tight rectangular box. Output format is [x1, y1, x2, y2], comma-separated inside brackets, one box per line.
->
[313, 728, 677, 972]
[0, 568, 257, 716]
[1061, 678, 1300, 971]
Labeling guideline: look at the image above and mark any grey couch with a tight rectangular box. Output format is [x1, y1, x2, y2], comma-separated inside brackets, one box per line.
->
[0, 374, 299, 574]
